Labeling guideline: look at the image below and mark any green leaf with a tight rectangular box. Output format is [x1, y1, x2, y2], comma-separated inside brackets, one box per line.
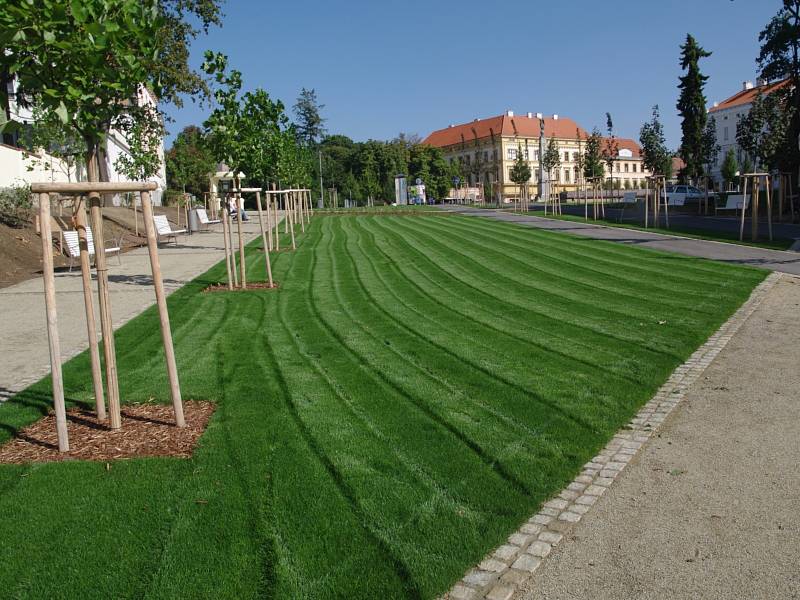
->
[55, 102, 69, 124]
[70, 0, 88, 22]
[43, 31, 55, 43]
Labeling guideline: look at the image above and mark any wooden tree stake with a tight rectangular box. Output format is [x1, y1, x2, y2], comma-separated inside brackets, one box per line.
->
[88, 185, 121, 430]
[74, 195, 106, 420]
[221, 201, 234, 290]
[39, 193, 70, 452]
[255, 191, 274, 287]
[141, 191, 185, 427]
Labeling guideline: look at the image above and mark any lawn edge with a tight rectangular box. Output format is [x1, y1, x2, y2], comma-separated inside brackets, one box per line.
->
[443, 271, 783, 600]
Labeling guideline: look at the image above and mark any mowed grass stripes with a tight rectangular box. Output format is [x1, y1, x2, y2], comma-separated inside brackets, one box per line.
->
[0, 214, 765, 599]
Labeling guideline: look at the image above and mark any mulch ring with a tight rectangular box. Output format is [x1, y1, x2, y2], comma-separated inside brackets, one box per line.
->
[203, 282, 280, 293]
[0, 401, 215, 464]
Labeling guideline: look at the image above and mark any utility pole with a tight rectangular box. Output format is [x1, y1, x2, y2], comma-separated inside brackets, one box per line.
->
[318, 149, 324, 209]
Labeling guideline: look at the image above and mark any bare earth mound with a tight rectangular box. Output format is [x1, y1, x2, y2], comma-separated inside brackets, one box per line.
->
[0, 401, 215, 464]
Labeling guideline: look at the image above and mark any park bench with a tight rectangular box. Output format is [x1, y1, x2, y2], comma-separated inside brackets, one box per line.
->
[153, 214, 186, 245]
[666, 192, 686, 206]
[62, 228, 122, 272]
[196, 208, 220, 230]
[716, 194, 749, 216]
[617, 191, 639, 222]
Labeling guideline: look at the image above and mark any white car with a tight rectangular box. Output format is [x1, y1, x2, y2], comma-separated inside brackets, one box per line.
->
[663, 185, 715, 206]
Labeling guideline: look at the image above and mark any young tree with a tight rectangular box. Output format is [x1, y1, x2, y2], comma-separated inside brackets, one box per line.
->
[602, 113, 619, 193]
[742, 154, 755, 177]
[639, 105, 672, 177]
[574, 128, 585, 187]
[542, 136, 561, 187]
[721, 148, 739, 190]
[509, 144, 532, 206]
[736, 91, 794, 173]
[676, 34, 712, 183]
[0, 1, 165, 184]
[584, 128, 605, 180]
[165, 125, 216, 197]
[114, 103, 165, 181]
[757, 0, 800, 178]
[240, 89, 290, 188]
[293, 88, 326, 146]
[702, 116, 720, 181]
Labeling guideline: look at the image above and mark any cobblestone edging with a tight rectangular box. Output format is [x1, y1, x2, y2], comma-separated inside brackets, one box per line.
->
[444, 272, 782, 600]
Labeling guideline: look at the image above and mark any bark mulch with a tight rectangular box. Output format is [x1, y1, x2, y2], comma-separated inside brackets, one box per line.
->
[203, 282, 280, 293]
[0, 401, 215, 464]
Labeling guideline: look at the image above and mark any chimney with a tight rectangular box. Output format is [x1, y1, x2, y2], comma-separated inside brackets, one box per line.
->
[448, 124, 453, 128]
[526, 112, 533, 118]
[535, 112, 543, 119]
[743, 81, 754, 90]
[552, 114, 559, 120]
[506, 110, 514, 117]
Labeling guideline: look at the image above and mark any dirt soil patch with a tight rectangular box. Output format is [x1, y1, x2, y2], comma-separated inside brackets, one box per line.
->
[0, 401, 215, 464]
[203, 282, 280, 293]
[0, 221, 66, 288]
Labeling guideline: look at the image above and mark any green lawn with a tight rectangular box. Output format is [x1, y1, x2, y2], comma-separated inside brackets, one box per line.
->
[0, 214, 765, 598]
[529, 210, 795, 251]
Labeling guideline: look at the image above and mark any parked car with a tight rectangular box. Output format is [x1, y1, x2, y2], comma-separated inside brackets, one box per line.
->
[663, 184, 715, 205]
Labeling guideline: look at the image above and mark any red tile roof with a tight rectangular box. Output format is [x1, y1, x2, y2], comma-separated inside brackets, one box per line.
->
[606, 137, 642, 159]
[708, 79, 790, 113]
[423, 114, 591, 147]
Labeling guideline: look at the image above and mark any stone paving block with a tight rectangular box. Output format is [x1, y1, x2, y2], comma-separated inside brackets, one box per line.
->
[531, 514, 552, 526]
[511, 553, 542, 573]
[500, 568, 530, 585]
[559, 489, 579, 501]
[520, 523, 541, 535]
[508, 533, 533, 548]
[569, 503, 590, 515]
[538, 531, 563, 544]
[486, 583, 515, 600]
[575, 494, 598, 506]
[479, 558, 508, 573]
[567, 481, 587, 492]
[493, 544, 519, 562]
[463, 568, 496, 590]
[528, 541, 552, 558]
[544, 498, 569, 510]
[585, 484, 607, 496]
[540, 506, 560, 517]
[558, 510, 582, 523]
[450, 584, 479, 600]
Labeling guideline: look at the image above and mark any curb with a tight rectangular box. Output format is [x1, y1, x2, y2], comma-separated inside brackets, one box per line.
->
[444, 271, 783, 600]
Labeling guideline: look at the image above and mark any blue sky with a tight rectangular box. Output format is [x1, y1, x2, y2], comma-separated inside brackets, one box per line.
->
[165, 0, 780, 149]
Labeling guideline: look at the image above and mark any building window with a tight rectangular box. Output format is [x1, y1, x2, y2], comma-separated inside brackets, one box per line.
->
[615, 163, 620, 172]
[724, 126, 729, 141]
[484, 151, 488, 162]
[507, 147, 517, 160]
[564, 169, 570, 183]
[475, 151, 480, 163]
[492, 149, 498, 161]
[573, 152, 579, 162]
[624, 163, 629, 173]
[564, 151, 570, 162]
[632, 163, 637, 173]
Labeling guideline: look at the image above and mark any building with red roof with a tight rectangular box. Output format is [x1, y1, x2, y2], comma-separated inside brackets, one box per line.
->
[422, 111, 649, 201]
[707, 78, 790, 186]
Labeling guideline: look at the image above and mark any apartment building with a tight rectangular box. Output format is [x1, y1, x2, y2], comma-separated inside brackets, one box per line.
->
[423, 111, 649, 201]
[708, 78, 789, 187]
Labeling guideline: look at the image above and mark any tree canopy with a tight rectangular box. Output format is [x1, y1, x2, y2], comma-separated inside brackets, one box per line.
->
[639, 105, 672, 177]
[293, 88, 326, 146]
[676, 34, 712, 182]
[165, 125, 216, 196]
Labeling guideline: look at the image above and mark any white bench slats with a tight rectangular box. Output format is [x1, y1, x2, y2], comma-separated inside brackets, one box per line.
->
[719, 194, 749, 211]
[61, 228, 121, 271]
[153, 214, 186, 244]
[196, 208, 221, 226]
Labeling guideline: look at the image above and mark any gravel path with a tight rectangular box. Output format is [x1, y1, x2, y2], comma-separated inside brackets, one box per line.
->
[441, 206, 800, 275]
[519, 274, 800, 600]
[0, 217, 275, 400]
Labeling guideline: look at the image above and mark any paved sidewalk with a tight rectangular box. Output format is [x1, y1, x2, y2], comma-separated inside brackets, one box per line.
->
[520, 274, 800, 599]
[441, 206, 800, 275]
[0, 218, 272, 400]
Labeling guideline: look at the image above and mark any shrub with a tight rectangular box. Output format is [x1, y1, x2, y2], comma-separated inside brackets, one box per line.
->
[0, 184, 33, 228]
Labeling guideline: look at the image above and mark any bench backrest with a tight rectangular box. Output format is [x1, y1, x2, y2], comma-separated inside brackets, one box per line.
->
[196, 208, 210, 224]
[724, 194, 749, 210]
[62, 228, 95, 258]
[667, 193, 686, 206]
[153, 214, 173, 235]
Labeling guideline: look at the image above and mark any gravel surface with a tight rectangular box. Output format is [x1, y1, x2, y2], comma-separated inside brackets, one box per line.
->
[520, 274, 800, 600]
